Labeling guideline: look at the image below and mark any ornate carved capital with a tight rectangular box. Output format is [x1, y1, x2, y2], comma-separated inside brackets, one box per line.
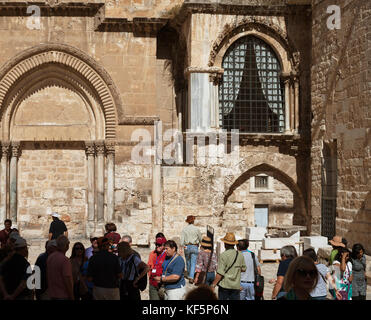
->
[95, 141, 106, 156]
[11, 141, 20, 158]
[105, 141, 116, 155]
[85, 141, 96, 156]
[1, 141, 10, 157]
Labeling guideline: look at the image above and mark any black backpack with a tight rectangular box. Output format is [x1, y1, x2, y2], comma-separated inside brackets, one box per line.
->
[126, 254, 147, 292]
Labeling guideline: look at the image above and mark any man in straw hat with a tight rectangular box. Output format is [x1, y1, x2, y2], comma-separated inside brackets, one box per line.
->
[180, 215, 202, 284]
[210, 232, 246, 300]
[48, 212, 68, 240]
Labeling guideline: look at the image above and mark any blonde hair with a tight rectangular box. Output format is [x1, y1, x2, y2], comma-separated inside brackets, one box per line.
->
[283, 256, 318, 293]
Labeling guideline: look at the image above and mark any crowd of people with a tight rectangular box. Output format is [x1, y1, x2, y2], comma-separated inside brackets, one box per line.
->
[0, 215, 368, 300]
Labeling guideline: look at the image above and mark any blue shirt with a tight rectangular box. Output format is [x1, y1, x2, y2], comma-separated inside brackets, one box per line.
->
[161, 254, 185, 289]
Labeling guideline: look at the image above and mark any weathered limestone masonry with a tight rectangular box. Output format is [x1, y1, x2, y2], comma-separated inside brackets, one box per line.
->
[1, 0, 367, 250]
[0, 0, 312, 245]
[311, 0, 371, 253]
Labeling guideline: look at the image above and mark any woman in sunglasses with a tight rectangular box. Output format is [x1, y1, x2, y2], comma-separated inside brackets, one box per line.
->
[70, 242, 88, 300]
[279, 256, 318, 300]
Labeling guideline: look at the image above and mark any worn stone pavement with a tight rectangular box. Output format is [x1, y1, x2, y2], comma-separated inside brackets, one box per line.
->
[27, 240, 371, 300]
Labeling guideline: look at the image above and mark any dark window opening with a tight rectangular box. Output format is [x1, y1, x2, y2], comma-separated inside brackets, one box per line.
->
[219, 36, 285, 133]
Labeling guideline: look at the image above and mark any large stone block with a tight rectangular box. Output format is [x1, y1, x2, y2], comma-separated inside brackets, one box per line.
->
[303, 236, 328, 247]
[245, 227, 267, 240]
[258, 249, 281, 261]
[262, 237, 298, 249]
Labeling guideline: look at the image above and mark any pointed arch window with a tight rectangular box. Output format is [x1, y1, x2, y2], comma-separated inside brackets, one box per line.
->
[219, 36, 285, 133]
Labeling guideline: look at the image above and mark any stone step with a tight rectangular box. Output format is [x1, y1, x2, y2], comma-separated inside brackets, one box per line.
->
[133, 201, 151, 209]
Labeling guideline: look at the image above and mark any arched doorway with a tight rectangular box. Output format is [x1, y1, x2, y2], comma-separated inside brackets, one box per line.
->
[0, 44, 120, 238]
[223, 163, 307, 234]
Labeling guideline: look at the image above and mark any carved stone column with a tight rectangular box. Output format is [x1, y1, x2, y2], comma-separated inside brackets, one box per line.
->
[294, 76, 300, 132]
[283, 75, 291, 133]
[0, 142, 10, 222]
[106, 141, 115, 223]
[152, 121, 163, 236]
[9, 142, 20, 223]
[95, 141, 105, 224]
[85, 141, 95, 237]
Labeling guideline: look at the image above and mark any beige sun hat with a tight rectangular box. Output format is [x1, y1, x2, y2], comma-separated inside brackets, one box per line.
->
[220, 232, 238, 245]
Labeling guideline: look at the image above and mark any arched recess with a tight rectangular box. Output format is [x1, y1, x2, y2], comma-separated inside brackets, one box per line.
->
[209, 20, 299, 73]
[5, 65, 104, 141]
[224, 163, 307, 227]
[0, 44, 122, 140]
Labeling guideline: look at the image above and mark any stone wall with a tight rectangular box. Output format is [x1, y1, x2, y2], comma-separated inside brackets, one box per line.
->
[17, 142, 87, 239]
[311, 0, 370, 253]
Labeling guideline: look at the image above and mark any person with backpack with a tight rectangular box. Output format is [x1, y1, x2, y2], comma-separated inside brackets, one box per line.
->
[117, 241, 149, 300]
[303, 248, 340, 300]
[210, 233, 246, 300]
[237, 239, 262, 300]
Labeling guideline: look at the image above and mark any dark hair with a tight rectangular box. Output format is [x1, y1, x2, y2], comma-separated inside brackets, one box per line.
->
[70, 242, 86, 263]
[335, 247, 350, 262]
[44, 240, 49, 250]
[155, 232, 165, 239]
[104, 223, 110, 232]
[4, 219, 11, 225]
[341, 238, 348, 247]
[184, 284, 217, 300]
[351, 243, 365, 260]
[164, 240, 177, 251]
[237, 239, 249, 251]
[224, 243, 235, 250]
[108, 223, 117, 232]
[303, 248, 317, 262]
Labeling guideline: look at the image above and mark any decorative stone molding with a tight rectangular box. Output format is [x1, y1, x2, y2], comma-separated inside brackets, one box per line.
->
[95, 141, 106, 155]
[1, 142, 10, 157]
[11, 141, 20, 158]
[119, 116, 160, 125]
[184, 66, 224, 85]
[105, 141, 116, 155]
[208, 17, 291, 68]
[0, 44, 122, 140]
[85, 141, 96, 156]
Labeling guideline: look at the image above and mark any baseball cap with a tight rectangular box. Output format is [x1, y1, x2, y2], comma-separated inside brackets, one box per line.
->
[155, 237, 167, 245]
[47, 240, 57, 249]
[14, 237, 28, 248]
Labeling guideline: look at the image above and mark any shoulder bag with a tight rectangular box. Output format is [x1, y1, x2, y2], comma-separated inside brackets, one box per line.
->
[251, 251, 264, 299]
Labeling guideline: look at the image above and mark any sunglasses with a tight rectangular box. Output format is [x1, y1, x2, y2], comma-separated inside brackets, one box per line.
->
[296, 269, 318, 278]
[75, 247, 84, 250]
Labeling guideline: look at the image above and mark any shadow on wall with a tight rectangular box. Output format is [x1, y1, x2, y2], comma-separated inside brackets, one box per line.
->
[344, 192, 371, 255]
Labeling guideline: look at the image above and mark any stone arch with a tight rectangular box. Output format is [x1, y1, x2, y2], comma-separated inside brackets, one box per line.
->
[0, 43, 122, 140]
[4, 65, 104, 141]
[208, 19, 299, 74]
[224, 163, 307, 226]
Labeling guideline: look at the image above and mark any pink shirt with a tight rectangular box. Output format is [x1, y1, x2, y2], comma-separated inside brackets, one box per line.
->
[47, 251, 73, 299]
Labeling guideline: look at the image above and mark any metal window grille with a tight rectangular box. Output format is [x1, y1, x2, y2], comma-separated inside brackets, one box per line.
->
[321, 143, 337, 239]
[219, 36, 285, 133]
[255, 176, 268, 189]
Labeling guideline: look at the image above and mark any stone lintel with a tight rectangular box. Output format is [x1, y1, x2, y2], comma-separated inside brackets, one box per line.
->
[119, 116, 160, 125]
[0, 2, 104, 16]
